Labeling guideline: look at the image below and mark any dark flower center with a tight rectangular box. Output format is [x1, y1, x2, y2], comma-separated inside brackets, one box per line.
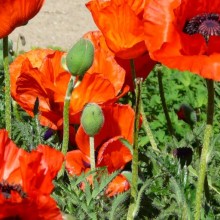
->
[183, 13, 220, 43]
[0, 180, 27, 199]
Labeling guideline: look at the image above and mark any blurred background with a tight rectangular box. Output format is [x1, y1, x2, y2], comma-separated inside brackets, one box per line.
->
[9, 0, 97, 51]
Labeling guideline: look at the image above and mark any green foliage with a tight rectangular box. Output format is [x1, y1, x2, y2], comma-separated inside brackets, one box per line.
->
[53, 169, 129, 220]
[11, 107, 60, 150]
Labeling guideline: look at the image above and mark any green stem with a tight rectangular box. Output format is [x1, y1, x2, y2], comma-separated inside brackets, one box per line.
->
[61, 76, 76, 155]
[12, 100, 21, 121]
[89, 136, 95, 171]
[194, 79, 214, 220]
[127, 78, 142, 220]
[34, 114, 41, 145]
[140, 100, 159, 152]
[3, 36, 11, 137]
[130, 59, 136, 88]
[157, 66, 174, 136]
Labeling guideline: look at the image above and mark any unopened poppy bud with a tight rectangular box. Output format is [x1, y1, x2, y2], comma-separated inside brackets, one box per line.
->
[66, 38, 94, 76]
[81, 103, 104, 137]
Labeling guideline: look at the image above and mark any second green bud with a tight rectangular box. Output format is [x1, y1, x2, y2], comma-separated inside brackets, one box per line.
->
[81, 103, 104, 137]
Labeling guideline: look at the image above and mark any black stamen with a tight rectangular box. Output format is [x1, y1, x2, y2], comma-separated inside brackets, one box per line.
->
[0, 180, 27, 199]
[183, 13, 220, 43]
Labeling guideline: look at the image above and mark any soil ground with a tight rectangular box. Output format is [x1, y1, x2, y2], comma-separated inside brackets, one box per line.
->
[10, 0, 97, 52]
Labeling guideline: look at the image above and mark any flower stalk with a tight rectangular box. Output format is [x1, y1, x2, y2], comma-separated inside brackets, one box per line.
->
[140, 101, 159, 152]
[130, 59, 158, 152]
[156, 65, 174, 137]
[89, 136, 95, 171]
[130, 59, 136, 87]
[127, 77, 142, 220]
[3, 36, 11, 137]
[62, 76, 77, 155]
[194, 79, 214, 220]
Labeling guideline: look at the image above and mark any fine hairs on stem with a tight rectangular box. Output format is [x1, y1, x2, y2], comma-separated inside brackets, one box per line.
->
[3, 36, 11, 137]
[194, 79, 214, 220]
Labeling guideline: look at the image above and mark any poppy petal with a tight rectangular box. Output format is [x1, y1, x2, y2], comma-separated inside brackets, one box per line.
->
[65, 150, 90, 176]
[86, 0, 147, 59]
[97, 136, 132, 173]
[106, 174, 130, 197]
[0, 0, 45, 38]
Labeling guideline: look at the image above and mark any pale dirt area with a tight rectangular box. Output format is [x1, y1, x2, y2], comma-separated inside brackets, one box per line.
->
[10, 0, 97, 52]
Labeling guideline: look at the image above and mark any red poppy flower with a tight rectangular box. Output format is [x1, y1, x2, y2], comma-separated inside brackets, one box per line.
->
[86, 0, 148, 59]
[65, 104, 134, 196]
[144, 0, 220, 80]
[0, 0, 45, 38]
[0, 129, 63, 219]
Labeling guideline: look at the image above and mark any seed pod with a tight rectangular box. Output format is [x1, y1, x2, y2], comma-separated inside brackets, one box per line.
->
[81, 103, 104, 137]
[66, 38, 94, 76]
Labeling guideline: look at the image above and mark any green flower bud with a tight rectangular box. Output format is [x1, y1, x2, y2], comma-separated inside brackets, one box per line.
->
[66, 38, 94, 76]
[81, 103, 104, 137]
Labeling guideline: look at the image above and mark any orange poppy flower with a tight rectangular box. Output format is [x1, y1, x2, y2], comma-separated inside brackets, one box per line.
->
[144, 0, 220, 80]
[10, 49, 70, 129]
[0, 0, 45, 38]
[0, 129, 63, 219]
[11, 44, 128, 128]
[86, 0, 148, 59]
[84, 30, 155, 90]
[65, 104, 134, 196]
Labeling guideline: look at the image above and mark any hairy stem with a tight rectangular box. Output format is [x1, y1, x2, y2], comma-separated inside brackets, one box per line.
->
[89, 136, 95, 171]
[157, 66, 174, 136]
[127, 78, 142, 220]
[140, 100, 159, 152]
[61, 76, 77, 155]
[130, 59, 136, 88]
[3, 36, 11, 137]
[194, 79, 214, 220]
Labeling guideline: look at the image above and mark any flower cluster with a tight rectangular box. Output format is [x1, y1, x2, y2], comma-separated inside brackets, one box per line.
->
[1, 0, 220, 218]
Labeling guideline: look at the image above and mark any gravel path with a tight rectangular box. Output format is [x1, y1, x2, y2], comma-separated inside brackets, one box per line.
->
[10, 0, 97, 51]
